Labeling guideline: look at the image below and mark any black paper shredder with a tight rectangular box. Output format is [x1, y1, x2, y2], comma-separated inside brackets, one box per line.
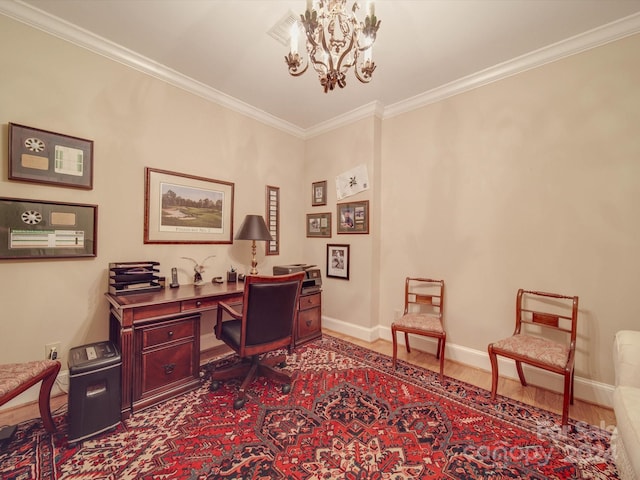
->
[67, 341, 121, 443]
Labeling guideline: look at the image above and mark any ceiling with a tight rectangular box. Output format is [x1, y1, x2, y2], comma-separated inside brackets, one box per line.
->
[3, 0, 640, 135]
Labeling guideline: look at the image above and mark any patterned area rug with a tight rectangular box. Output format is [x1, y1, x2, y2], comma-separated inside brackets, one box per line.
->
[0, 335, 617, 479]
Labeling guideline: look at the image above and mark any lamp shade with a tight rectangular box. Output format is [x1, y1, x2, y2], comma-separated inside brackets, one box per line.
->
[235, 215, 273, 241]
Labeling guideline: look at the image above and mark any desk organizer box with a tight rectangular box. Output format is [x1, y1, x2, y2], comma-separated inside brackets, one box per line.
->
[108, 261, 161, 295]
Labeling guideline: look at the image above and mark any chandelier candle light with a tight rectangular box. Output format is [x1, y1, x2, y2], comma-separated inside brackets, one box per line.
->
[286, 0, 381, 93]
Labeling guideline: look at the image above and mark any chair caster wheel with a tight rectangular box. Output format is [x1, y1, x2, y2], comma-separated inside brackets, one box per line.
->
[233, 397, 246, 410]
[282, 384, 291, 394]
[210, 380, 221, 391]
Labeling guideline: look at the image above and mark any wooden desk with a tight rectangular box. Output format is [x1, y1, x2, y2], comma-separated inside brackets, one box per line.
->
[106, 283, 243, 417]
[107, 282, 322, 417]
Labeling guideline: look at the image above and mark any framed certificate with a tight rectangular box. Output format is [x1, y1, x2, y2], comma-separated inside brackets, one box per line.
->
[9, 123, 94, 189]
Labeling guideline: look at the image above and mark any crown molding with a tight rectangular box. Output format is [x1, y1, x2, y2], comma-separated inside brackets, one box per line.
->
[305, 101, 384, 139]
[0, 0, 306, 138]
[2, 1, 639, 137]
[384, 12, 640, 120]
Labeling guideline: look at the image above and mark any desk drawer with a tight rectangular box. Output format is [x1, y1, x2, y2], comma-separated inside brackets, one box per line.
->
[298, 307, 321, 339]
[140, 342, 196, 394]
[182, 297, 221, 312]
[133, 302, 181, 321]
[142, 318, 195, 348]
[299, 292, 321, 310]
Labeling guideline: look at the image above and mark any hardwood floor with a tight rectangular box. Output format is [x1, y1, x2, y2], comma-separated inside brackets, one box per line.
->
[327, 329, 617, 429]
[0, 330, 616, 431]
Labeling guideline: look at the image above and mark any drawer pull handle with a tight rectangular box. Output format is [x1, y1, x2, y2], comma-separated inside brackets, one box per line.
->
[306, 319, 312, 327]
[195, 301, 202, 307]
[167, 331, 174, 338]
[164, 363, 176, 375]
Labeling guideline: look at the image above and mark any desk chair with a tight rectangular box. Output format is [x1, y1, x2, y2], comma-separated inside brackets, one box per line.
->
[488, 289, 579, 425]
[391, 277, 446, 382]
[0, 359, 61, 433]
[209, 272, 304, 409]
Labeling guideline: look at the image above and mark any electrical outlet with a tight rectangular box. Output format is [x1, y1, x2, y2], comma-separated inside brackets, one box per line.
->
[45, 342, 62, 361]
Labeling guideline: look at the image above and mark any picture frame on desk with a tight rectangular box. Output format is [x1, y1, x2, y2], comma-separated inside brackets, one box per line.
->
[9, 123, 94, 189]
[144, 167, 234, 244]
[0, 197, 97, 259]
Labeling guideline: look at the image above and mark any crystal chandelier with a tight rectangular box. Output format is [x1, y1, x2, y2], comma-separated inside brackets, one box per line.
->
[285, 0, 381, 93]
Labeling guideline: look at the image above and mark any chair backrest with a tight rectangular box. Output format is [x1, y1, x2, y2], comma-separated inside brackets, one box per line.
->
[405, 277, 444, 317]
[515, 289, 579, 345]
[239, 272, 304, 356]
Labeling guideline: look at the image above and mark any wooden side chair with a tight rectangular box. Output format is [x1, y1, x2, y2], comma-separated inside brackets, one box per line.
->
[391, 277, 446, 382]
[0, 359, 61, 433]
[488, 289, 579, 425]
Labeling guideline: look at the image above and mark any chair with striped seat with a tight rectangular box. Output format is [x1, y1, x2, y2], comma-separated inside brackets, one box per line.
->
[391, 277, 446, 382]
[0, 359, 61, 433]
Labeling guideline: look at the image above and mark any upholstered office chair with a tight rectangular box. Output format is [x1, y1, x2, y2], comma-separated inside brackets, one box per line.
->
[391, 277, 446, 382]
[488, 289, 579, 425]
[209, 272, 304, 409]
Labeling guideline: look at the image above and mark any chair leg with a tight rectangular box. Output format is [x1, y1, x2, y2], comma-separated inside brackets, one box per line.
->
[435, 338, 441, 360]
[404, 332, 411, 353]
[391, 326, 398, 369]
[488, 345, 499, 400]
[570, 369, 575, 405]
[515, 361, 528, 386]
[561, 371, 572, 425]
[39, 362, 60, 433]
[209, 359, 252, 385]
[258, 354, 294, 389]
[235, 361, 259, 409]
[438, 336, 446, 383]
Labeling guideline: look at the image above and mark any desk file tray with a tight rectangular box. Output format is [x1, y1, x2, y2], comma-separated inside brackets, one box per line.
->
[109, 261, 161, 295]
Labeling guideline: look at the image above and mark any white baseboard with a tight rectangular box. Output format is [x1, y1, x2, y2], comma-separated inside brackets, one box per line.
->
[323, 315, 614, 409]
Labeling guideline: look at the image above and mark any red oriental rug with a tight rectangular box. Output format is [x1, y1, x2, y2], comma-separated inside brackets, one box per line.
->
[0, 335, 617, 479]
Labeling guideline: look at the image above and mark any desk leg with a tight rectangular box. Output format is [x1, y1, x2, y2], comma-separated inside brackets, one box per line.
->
[109, 313, 133, 419]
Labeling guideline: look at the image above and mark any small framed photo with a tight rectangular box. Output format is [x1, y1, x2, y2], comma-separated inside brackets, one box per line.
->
[0, 197, 97, 259]
[337, 200, 369, 234]
[312, 180, 327, 206]
[327, 244, 350, 280]
[9, 123, 94, 189]
[306, 212, 332, 238]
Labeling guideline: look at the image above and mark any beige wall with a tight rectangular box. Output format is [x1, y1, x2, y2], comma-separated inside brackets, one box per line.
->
[2, 12, 639, 410]
[303, 116, 381, 331]
[0, 16, 305, 387]
[379, 33, 640, 391]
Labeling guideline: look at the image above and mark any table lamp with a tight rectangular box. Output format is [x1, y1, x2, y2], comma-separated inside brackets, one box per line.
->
[235, 215, 273, 275]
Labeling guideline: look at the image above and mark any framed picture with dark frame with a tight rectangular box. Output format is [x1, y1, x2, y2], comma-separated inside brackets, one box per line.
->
[144, 167, 234, 244]
[312, 180, 327, 206]
[327, 243, 350, 280]
[9, 123, 94, 189]
[306, 212, 331, 238]
[265, 185, 280, 255]
[0, 197, 97, 259]
[337, 200, 369, 234]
